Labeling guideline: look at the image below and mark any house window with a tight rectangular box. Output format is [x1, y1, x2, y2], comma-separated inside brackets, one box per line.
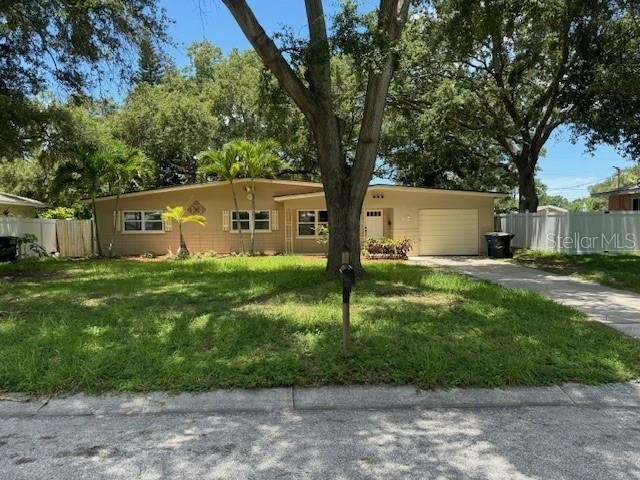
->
[123, 211, 163, 232]
[298, 210, 328, 236]
[633, 198, 640, 211]
[253, 210, 271, 230]
[231, 210, 270, 231]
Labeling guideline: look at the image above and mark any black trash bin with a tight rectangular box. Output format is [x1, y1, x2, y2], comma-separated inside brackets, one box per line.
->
[484, 232, 515, 258]
[0, 236, 18, 262]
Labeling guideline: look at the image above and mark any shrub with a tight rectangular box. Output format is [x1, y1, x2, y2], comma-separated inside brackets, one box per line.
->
[316, 225, 329, 246]
[191, 251, 218, 259]
[41, 204, 92, 220]
[17, 233, 47, 258]
[363, 237, 413, 259]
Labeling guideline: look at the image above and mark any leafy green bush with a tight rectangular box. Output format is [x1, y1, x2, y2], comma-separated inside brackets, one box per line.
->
[41, 204, 92, 219]
[191, 251, 218, 259]
[17, 233, 47, 258]
[363, 237, 413, 259]
[316, 225, 329, 246]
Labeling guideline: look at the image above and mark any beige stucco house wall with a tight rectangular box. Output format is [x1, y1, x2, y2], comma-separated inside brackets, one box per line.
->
[94, 179, 505, 256]
[275, 186, 499, 255]
[94, 179, 323, 256]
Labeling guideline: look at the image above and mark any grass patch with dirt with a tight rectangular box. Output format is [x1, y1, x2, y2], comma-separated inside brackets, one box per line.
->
[512, 249, 640, 293]
[1, 255, 640, 394]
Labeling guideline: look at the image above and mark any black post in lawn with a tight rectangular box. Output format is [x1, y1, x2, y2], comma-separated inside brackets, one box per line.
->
[339, 251, 356, 351]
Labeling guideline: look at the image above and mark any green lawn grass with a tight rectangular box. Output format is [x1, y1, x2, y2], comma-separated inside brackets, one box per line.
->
[1, 256, 640, 394]
[513, 249, 640, 293]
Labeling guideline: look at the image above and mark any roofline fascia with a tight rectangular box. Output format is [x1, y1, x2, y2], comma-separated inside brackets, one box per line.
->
[0, 200, 49, 208]
[93, 178, 324, 203]
[273, 185, 509, 202]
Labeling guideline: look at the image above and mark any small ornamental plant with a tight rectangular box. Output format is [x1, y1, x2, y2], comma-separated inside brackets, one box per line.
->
[363, 237, 413, 260]
[161, 206, 207, 259]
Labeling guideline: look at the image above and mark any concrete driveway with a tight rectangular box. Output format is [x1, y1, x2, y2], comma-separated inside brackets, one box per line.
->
[410, 256, 640, 337]
[2, 405, 640, 479]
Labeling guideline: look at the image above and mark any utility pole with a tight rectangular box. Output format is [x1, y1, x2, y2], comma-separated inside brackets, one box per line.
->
[613, 166, 621, 188]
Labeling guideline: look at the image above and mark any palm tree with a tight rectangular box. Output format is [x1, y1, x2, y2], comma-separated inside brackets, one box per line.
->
[161, 206, 207, 258]
[53, 142, 114, 256]
[236, 140, 281, 255]
[105, 142, 146, 257]
[198, 143, 245, 253]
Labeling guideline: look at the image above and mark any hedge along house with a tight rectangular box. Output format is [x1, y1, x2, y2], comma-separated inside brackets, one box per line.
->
[93, 178, 507, 256]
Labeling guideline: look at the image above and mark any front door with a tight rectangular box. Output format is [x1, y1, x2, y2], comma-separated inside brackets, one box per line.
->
[365, 210, 384, 239]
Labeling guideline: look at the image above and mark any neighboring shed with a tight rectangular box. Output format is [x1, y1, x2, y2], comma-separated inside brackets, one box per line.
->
[592, 184, 640, 211]
[0, 192, 48, 217]
[537, 205, 569, 215]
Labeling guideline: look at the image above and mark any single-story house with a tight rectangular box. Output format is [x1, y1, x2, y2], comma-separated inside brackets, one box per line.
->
[0, 192, 48, 217]
[94, 179, 507, 256]
[592, 184, 640, 211]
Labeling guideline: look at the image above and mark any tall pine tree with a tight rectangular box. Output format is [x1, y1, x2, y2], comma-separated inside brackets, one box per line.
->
[135, 33, 164, 85]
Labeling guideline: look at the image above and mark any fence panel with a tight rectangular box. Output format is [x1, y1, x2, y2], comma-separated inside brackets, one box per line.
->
[0, 217, 58, 255]
[0, 217, 20, 237]
[56, 219, 95, 257]
[497, 211, 640, 253]
[19, 218, 58, 254]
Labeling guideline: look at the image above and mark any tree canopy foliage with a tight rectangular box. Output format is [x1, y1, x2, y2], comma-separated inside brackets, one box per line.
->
[385, 0, 640, 212]
[590, 164, 640, 193]
[2, 0, 640, 230]
[0, 0, 168, 158]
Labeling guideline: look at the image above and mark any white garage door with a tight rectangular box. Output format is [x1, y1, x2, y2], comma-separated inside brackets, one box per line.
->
[418, 209, 479, 255]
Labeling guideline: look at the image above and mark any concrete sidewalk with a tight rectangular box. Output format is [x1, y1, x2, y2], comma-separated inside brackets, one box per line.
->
[2, 381, 640, 417]
[411, 256, 640, 337]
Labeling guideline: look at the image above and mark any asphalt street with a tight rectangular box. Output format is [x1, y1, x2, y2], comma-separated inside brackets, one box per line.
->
[1, 405, 639, 479]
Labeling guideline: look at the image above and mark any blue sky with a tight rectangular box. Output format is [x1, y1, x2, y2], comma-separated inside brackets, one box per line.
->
[158, 0, 633, 199]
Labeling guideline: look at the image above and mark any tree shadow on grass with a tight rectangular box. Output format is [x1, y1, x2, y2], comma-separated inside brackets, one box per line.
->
[1, 258, 640, 393]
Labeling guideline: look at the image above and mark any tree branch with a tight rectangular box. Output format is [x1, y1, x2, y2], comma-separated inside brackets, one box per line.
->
[222, 0, 319, 122]
[530, 16, 572, 151]
[350, 0, 410, 194]
[304, 0, 332, 111]
[488, 21, 525, 135]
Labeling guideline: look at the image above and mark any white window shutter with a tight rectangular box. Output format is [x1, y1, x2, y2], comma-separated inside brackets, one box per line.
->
[114, 210, 121, 232]
[271, 210, 279, 230]
[222, 210, 230, 231]
[164, 218, 173, 232]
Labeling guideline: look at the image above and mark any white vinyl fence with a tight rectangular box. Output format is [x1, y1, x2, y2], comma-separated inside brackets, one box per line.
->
[496, 211, 640, 254]
[0, 217, 96, 257]
[0, 217, 57, 256]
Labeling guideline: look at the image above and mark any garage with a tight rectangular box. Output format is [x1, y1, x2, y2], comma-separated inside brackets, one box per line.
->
[418, 209, 479, 255]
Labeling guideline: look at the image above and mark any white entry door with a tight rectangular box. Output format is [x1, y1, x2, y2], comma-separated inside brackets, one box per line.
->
[365, 210, 384, 239]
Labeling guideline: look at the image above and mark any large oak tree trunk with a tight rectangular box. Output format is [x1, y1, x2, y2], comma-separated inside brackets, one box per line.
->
[323, 174, 367, 274]
[516, 151, 540, 213]
[221, 0, 409, 275]
[313, 117, 368, 273]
